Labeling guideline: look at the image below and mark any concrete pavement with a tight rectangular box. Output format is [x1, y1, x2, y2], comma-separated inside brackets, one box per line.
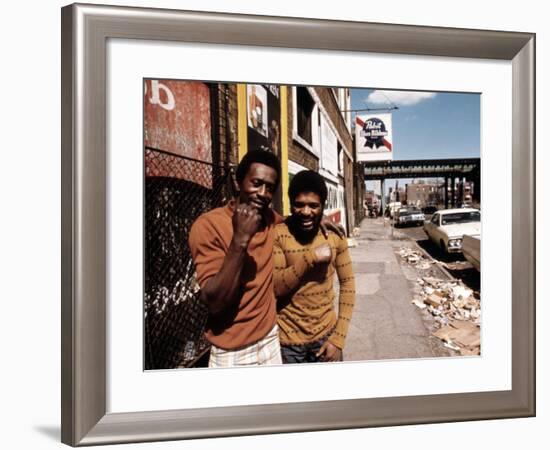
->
[342, 217, 453, 362]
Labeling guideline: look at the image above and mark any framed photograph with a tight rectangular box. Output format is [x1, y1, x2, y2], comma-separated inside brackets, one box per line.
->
[61, 3, 535, 446]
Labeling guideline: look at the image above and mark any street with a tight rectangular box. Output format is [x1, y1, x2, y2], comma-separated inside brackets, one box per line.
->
[343, 216, 480, 362]
[396, 216, 480, 293]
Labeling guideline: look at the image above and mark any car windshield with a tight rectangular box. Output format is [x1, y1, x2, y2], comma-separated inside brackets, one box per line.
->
[441, 211, 480, 225]
[399, 208, 421, 216]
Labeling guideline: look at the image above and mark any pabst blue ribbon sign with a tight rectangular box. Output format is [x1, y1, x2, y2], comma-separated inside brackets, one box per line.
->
[355, 113, 393, 162]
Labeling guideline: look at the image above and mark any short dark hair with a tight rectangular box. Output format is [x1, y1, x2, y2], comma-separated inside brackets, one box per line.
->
[235, 149, 281, 186]
[288, 170, 328, 205]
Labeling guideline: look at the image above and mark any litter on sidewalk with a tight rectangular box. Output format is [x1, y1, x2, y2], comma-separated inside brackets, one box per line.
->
[397, 246, 481, 356]
[433, 320, 480, 356]
[347, 238, 358, 248]
[440, 260, 472, 270]
[396, 247, 436, 270]
[411, 299, 427, 309]
[411, 277, 481, 355]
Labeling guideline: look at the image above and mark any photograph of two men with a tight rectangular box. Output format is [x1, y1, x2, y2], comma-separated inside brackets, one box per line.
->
[143, 79, 481, 371]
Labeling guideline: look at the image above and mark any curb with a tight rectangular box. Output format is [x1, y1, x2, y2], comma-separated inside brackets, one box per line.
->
[411, 240, 455, 281]
[359, 217, 455, 281]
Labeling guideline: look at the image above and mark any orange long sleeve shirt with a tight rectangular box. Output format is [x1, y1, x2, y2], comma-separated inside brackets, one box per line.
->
[273, 223, 356, 349]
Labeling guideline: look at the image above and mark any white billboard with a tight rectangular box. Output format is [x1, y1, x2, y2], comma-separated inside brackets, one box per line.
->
[355, 113, 393, 162]
[320, 113, 339, 176]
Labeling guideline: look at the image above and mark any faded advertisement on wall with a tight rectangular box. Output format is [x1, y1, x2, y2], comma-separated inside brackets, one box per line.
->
[247, 84, 268, 138]
[246, 84, 281, 157]
[246, 84, 282, 211]
[144, 79, 212, 188]
[355, 113, 393, 162]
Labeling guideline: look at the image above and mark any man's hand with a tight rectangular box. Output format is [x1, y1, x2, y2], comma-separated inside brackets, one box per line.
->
[232, 204, 261, 248]
[313, 243, 332, 264]
[319, 216, 346, 239]
[316, 340, 342, 362]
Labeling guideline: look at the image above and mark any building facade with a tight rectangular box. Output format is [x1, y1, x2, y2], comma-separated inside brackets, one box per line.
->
[143, 80, 356, 369]
[406, 180, 441, 208]
[285, 86, 354, 233]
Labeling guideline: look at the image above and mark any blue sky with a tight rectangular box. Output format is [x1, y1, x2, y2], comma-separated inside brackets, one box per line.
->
[350, 88, 480, 193]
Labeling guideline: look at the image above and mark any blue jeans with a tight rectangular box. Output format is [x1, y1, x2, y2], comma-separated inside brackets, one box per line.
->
[281, 338, 333, 364]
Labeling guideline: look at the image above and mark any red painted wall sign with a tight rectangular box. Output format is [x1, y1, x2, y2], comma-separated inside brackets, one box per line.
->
[144, 80, 212, 188]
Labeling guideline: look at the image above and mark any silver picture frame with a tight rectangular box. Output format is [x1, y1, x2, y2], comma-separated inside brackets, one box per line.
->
[61, 3, 535, 446]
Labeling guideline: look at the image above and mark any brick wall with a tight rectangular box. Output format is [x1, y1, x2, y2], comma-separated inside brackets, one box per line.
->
[286, 87, 319, 170]
[344, 154, 354, 231]
[285, 85, 357, 233]
[214, 83, 240, 167]
[286, 86, 354, 171]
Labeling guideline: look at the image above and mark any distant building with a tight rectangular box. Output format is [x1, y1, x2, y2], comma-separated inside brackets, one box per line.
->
[437, 178, 475, 208]
[406, 180, 440, 208]
[458, 180, 474, 206]
[364, 190, 377, 206]
[388, 186, 407, 204]
[363, 190, 381, 214]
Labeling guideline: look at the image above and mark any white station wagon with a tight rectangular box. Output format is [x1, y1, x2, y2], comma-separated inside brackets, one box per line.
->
[423, 208, 480, 254]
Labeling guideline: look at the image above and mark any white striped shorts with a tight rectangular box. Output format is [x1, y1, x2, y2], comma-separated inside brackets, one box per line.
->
[208, 324, 282, 368]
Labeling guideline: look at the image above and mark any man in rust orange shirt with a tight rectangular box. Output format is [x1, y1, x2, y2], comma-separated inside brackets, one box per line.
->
[188, 150, 284, 367]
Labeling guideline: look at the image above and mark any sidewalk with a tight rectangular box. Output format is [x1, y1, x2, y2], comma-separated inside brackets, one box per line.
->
[343, 217, 453, 362]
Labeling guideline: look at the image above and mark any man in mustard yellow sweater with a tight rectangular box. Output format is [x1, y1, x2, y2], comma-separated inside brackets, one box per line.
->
[273, 170, 356, 363]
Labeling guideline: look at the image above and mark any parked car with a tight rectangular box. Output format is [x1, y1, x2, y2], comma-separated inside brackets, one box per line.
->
[462, 234, 480, 271]
[423, 208, 480, 254]
[385, 202, 403, 219]
[422, 204, 438, 215]
[395, 206, 425, 227]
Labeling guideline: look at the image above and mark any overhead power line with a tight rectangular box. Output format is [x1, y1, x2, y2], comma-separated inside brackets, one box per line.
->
[341, 106, 399, 113]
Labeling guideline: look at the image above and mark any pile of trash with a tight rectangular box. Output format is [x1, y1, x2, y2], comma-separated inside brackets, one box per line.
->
[396, 246, 481, 355]
[397, 247, 436, 270]
[439, 260, 471, 271]
[412, 277, 481, 356]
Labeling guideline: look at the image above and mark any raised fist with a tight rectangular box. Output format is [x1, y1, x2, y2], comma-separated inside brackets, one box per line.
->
[232, 204, 262, 247]
[313, 243, 332, 264]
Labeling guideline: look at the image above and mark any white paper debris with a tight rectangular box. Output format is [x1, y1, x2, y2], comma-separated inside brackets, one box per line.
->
[397, 246, 481, 355]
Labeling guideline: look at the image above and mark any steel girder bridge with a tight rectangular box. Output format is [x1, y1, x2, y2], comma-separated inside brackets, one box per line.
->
[361, 157, 480, 210]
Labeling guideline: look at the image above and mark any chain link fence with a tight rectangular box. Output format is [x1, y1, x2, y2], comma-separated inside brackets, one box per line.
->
[144, 147, 233, 370]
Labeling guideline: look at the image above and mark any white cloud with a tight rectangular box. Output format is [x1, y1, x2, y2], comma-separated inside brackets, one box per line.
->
[366, 90, 437, 106]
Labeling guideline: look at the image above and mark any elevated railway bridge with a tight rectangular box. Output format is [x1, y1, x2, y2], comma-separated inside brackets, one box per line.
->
[361, 158, 480, 211]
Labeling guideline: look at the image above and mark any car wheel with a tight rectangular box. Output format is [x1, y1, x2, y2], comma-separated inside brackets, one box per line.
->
[439, 239, 447, 253]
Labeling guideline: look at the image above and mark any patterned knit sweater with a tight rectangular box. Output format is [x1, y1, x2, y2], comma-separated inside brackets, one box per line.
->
[273, 222, 356, 349]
